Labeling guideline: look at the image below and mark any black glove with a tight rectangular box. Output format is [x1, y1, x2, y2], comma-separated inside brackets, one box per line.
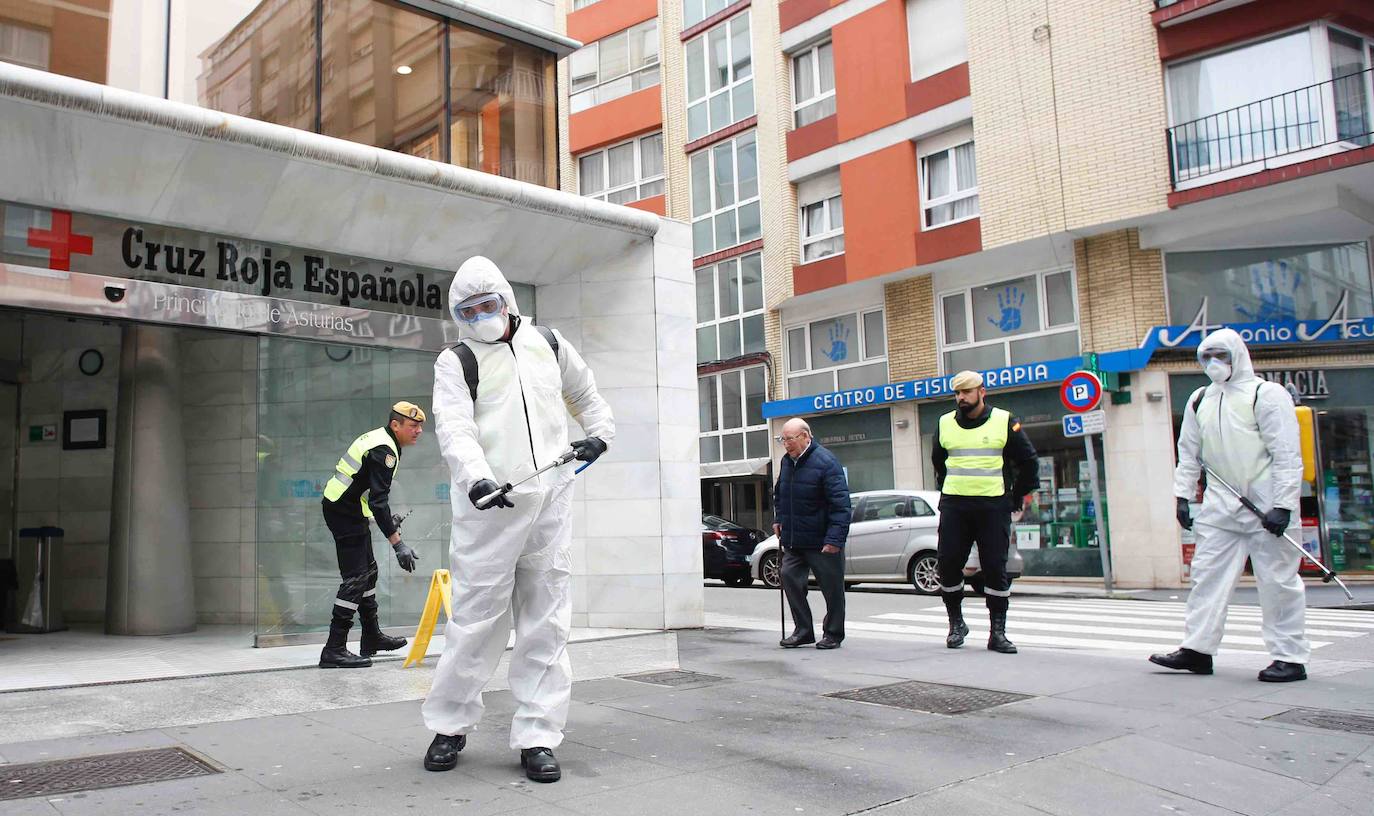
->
[1262, 507, 1291, 536]
[469, 478, 514, 510]
[392, 540, 419, 573]
[1176, 497, 1193, 531]
[570, 436, 607, 464]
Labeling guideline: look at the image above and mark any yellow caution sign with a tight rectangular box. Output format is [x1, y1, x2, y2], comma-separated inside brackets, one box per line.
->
[403, 569, 452, 668]
[1296, 405, 1317, 484]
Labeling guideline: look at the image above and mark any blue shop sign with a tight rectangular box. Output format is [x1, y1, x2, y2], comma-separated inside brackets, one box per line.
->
[763, 295, 1374, 419]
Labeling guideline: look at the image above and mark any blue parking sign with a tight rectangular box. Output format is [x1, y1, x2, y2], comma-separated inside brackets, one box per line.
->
[1063, 414, 1084, 437]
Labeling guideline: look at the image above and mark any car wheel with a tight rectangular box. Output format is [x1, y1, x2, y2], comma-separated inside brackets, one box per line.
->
[759, 551, 781, 589]
[908, 552, 941, 595]
[723, 575, 753, 588]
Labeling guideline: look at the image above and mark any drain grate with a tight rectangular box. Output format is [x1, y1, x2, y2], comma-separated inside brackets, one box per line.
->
[0, 747, 219, 801]
[826, 680, 1031, 714]
[1266, 708, 1374, 736]
[620, 669, 724, 687]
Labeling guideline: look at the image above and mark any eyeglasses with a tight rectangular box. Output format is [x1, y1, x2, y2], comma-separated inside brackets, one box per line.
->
[774, 434, 806, 443]
[1198, 349, 1231, 363]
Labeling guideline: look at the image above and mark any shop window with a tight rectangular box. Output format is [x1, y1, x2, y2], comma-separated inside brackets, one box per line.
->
[684, 11, 753, 141]
[786, 309, 888, 397]
[1165, 242, 1374, 326]
[939, 270, 1078, 373]
[568, 19, 660, 113]
[689, 130, 760, 257]
[696, 253, 764, 364]
[809, 408, 894, 492]
[698, 366, 768, 464]
[577, 133, 665, 204]
[920, 140, 978, 228]
[906, 0, 967, 83]
[792, 41, 835, 128]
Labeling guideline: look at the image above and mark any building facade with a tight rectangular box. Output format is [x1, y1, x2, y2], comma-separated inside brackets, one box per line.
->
[559, 0, 1374, 588]
[0, 0, 701, 639]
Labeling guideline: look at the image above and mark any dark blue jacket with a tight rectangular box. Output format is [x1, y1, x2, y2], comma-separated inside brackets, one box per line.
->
[773, 442, 852, 550]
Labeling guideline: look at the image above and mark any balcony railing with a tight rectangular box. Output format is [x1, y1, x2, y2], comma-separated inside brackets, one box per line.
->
[1167, 67, 1374, 188]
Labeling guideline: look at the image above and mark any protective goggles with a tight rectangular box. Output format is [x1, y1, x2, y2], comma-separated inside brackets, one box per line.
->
[453, 293, 504, 323]
[1197, 348, 1231, 364]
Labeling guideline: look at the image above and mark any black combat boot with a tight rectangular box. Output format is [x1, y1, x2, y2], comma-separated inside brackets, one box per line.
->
[319, 609, 371, 669]
[1258, 660, 1306, 683]
[520, 747, 561, 782]
[359, 600, 407, 657]
[424, 733, 466, 771]
[943, 592, 968, 649]
[987, 610, 1017, 654]
[1148, 647, 1213, 674]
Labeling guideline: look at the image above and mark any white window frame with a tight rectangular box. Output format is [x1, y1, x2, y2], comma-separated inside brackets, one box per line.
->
[936, 269, 1079, 374]
[569, 18, 660, 113]
[0, 20, 50, 71]
[784, 309, 889, 397]
[684, 0, 734, 30]
[791, 41, 835, 128]
[573, 0, 602, 9]
[577, 132, 665, 204]
[695, 252, 765, 365]
[799, 195, 844, 263]
[690, 131, 760, 257]
[698, 365, 770, 464]
[684, 11, 754, 141]
[918, 139, 979, 229]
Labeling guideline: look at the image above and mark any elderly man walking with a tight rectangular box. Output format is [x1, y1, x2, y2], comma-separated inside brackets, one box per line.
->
[773, 418, 852, 649]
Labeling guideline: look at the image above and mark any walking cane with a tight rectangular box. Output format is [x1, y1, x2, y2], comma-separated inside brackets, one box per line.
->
[1200, 464, 1355, 601]
[476, 448, 578, 508]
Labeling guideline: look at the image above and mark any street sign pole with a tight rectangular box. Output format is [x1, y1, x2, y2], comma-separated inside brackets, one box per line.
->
[1083, 435, 1112, 594]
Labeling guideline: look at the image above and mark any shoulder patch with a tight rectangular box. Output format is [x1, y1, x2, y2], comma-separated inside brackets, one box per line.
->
[384, 453, 396, 469]
[1011, 422, 1021, 432]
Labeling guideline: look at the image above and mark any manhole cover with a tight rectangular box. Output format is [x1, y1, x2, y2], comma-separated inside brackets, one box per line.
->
[1266, 708, 1374, 736]
[825, 680, 1031, 714]
[620, 669, 724, 687]
[0, 747, 219, 801]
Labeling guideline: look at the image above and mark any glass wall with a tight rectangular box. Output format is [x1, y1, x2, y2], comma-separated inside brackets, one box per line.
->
[1165, 243, 1373, 325]
[254, 335, 449, 635]
[0, 0, 109, 83]
[809, 408, 893, 494]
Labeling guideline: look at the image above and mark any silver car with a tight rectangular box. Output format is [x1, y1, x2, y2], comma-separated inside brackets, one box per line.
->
[749, 489, 1024, 594]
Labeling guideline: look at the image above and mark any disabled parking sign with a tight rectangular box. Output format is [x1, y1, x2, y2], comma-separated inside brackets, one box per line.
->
[1060, 370, 1103, 413]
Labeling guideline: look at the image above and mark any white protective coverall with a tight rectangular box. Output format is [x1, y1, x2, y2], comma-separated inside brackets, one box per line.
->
[1173, 328, 1309, 664]
[421, 256, 614, 749]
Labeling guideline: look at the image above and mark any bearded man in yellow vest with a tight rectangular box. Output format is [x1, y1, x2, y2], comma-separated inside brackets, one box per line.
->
[318, 401, 426, 668]
[932, 371, 1038, 654]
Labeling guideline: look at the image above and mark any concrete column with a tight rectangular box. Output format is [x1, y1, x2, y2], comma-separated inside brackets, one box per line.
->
[106, 325, 195, 634]
[891, 402, 923, 489]
[1103, 369, 1185, 589]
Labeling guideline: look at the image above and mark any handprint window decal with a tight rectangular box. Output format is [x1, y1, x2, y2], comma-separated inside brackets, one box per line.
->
[988, 286, 1025, 333]
[1236, 260, 1301, 323]
[820, 319, 850, 362]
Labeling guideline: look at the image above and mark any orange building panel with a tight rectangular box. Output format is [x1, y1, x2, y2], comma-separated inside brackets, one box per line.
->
[833, 0, 911, 143]
[839, 142, 921, 281]
[627, 194, 667, 216]
[569, 85, 663, 155]
[567, 0, 659, 46]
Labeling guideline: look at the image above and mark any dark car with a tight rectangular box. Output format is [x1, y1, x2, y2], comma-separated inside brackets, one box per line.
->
[702, 513, 767, 587]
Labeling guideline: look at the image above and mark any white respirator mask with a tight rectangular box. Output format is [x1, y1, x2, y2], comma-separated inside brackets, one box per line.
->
[1203, 359, 1232, 384]
[454, 293, 509, 343]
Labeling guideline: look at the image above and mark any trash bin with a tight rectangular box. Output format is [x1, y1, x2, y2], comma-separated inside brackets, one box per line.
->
[11, 526, 65, 634]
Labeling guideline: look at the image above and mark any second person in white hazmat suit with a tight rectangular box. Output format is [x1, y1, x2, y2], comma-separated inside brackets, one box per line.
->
[421, 256, 614, 782]
[1150, 328, 1309, 683]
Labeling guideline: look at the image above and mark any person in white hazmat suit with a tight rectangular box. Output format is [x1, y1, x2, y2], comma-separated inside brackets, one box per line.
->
[420, 256, 614, 782]
[1150, 328, 1309, 683]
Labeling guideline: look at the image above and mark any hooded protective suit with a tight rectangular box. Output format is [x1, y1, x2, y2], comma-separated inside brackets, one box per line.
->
[421, 256, 614, 750]
[1173, 328, 1308, 663]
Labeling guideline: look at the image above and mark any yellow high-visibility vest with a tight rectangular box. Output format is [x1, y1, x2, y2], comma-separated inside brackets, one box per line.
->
[939, 407, 1009, 497]
[322, 428, 398, 518]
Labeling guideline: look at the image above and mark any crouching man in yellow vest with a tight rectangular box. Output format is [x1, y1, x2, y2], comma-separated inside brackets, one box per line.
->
[319, 401, 426, 668]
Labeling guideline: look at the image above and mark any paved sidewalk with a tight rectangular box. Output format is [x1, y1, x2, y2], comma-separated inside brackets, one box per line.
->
[2, 621, 1372, 815]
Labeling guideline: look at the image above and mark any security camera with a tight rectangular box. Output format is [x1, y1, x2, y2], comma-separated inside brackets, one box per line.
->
[104, 284, 126, 303]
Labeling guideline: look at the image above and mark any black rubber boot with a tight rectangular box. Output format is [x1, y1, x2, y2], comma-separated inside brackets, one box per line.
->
[943, 592, 968, 649]
[987, 610, 1017, 654]
[359, 600, 407, 657]
[1148, 647, 1213, 674]
[520, 747, 561, 782]
[1258, 660, 1306, 683]
[424, 733, 466, 771]
[319, 610, 371, 669]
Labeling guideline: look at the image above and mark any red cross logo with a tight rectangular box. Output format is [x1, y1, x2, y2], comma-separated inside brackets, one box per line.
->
[26, 209, 93, 271]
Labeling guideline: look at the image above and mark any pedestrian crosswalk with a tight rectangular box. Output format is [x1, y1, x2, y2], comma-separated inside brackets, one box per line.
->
[859, 598, 1374, 655]
[707, 596, 1374, 656]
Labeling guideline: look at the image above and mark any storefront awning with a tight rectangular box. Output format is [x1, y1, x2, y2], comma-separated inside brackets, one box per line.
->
[700, 457, 771, 479]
